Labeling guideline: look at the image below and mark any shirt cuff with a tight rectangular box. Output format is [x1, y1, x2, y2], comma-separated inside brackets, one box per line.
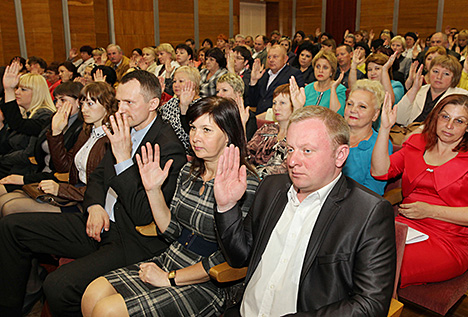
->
[114, 158, 133, 175]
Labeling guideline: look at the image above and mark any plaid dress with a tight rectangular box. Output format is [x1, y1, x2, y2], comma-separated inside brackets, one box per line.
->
[105, 163, 259, 316]
[199, 68, 228, 98]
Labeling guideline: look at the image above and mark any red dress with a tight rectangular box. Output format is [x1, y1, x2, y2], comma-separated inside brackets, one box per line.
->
[374, 134, 468, 287]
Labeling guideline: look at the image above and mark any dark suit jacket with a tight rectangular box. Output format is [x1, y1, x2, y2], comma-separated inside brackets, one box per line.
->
[216, 174, 396, 316]
[250, 65, 304, 114]
[83, 115, 187, 263]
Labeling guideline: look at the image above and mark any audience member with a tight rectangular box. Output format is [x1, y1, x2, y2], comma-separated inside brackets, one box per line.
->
[252, 35, 268, 66]
[199, 47, 227, 98]
[75, 45, 95, 76]
[175, 43, 194, 67]
[44, 62, 61, 98]
[335, 44, 364, 89]
[26, 56, 47, 75]
[91, 65, 117, 86]
[291, 41, 319, 84]
[105, 44, 130, 83]
[58, 61, 78, 83]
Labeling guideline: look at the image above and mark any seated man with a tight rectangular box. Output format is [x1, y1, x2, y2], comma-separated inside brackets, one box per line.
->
[105, 44, 130, 84]
[0, 70, 186, 316]
[214, 106, 396, 316]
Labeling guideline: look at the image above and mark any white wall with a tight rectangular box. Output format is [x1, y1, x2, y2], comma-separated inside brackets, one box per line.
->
[239, 2, 266, 37]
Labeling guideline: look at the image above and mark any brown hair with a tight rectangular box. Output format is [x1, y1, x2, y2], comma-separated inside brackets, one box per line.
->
[312, 50, 337, 78]
[365, 53, 393, 79]
[273, 84, 294, 112]
[429, 55, 463, 88]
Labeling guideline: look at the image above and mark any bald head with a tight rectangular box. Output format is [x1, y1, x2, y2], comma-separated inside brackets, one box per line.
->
[431, 32, 448, 48]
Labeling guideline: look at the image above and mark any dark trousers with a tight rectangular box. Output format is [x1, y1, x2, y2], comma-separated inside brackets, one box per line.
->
[0, 212, 128, 317]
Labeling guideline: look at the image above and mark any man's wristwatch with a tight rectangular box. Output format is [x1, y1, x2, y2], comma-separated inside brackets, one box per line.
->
[168, 270, 177, 286]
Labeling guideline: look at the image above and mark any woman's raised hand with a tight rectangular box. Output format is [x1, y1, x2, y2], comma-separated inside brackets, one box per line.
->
[351, 49, 365, 68]
[332, 71, 344, 89]
[413, 64, 424, 91]
[380, 92, 397, 130]
[289, 76, 305, 111]
[51, 100, 73, 135]
[179, 80, 196, 107]
[383, 51, 397, 71]
[234, 94, 250, 127]
[157, 76, 166, 93]
[93, 69, 107, 82]
[136, 143, 173, 193]
[3, 62, 21, 90]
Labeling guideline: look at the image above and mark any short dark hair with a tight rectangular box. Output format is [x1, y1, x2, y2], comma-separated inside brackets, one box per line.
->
[46, 61, 60, 74]
[292, 42, 319, 68]
[91, 66, 117, 86]
[28, 56, 47, 70]
[255, 35, 269, 45]
[233, 46, 253, 68]
[120, 69, 161, 101]
[132, 48, 143, 56]
[175, 43, 194, 60]
[202, 38, 213, 48]
[80, 45, 93, 55]
[53, 81, 83, 99]
[185, 38, 195, 45]
[59, 61, 78, 79]
[206, 48, 227, 69]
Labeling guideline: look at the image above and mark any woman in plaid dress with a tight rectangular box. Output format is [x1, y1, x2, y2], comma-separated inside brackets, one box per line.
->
[82, 96, 259, 316]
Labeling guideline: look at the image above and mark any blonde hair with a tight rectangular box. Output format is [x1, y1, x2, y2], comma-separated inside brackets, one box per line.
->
[391, 35, 406, 50]
[429, 54, 463, 88]
[156, 43, 176, 60]
[312, 50, 338, 78]
[174, 66, 201, 94]
[217, 73, 244, 95]
[142, 47, 157, 61]
[350, 79, 385, 110]
[18, 74, 55, 117]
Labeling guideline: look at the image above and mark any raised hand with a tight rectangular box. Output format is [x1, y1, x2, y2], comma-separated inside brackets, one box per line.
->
[369, 29, 375, 41]
[179, 80, 196, 112]
[289, 76, 305, 111]
[102, 112, 132, 164]
[157, 76, 166, 93]
[405, 60, 419, 90]
[383, 51, 397, 71]
[86, 204, 110, 242]
[135, 143, 173, 193]
[412, 39, 421, 59]
[412, 64, 424, 91]
[234, 94, 250, 127]
[93, 69, 107, 82]
[139, 262, 170, 287]
[3, 62, 21, 90]
[39, 179, 59, 196]
[332, 71, 344, 89]
[380, 92, 397, 131]
[226, 50, 235, 73]
[351, 49, 365, 68]
[0, 174, 24, 185]
[250, 59, 265, 85]
[214, 145, 247, 212]
[51, 100, 72, 136]
[68, 48, 78, 60]
[315, 28, 321, 38]
[164, 59, 174, 78]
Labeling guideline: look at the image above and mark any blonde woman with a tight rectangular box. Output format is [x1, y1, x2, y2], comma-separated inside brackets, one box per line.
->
[140, 47, 158, 73]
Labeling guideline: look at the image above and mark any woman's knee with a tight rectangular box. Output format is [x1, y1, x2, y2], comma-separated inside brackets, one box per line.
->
[91, 294, 129, 317]
[82, 277, 118, 317]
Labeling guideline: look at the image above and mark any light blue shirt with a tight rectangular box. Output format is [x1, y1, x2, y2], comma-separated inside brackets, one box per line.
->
[304, 82, 347, 116]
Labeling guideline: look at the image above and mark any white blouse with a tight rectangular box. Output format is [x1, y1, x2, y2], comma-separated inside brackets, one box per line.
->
[74, 126, 106, 184]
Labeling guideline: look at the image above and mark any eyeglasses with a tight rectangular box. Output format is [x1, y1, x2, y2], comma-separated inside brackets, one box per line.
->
[438, 113, 468, 127]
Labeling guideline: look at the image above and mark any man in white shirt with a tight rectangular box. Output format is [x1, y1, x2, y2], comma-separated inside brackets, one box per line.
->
[214, 106, 396, 316]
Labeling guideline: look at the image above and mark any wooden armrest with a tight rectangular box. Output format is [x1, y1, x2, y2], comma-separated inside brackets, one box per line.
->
[135, 222, 158, 236]
[209, 262, 247, 283]
[383, 188, 403, 206]
[387, 298, 403, 317]
[54, 173, 69, 182]
[29, 156, 38, 165]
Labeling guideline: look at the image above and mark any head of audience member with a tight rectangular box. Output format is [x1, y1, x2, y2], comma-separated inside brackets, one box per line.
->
[44, 62, 61, 85]
[345, 79, 385, 132]
[79, 81, 118, 133]
[431, 32, 448, 48]
[156, 43, 176, 65]
[404, 32, 418, 49]
[235, 34, 246, 46]
[217, 34, 228, 50]
[271, 84, 295, 124]
[185, 38, 196, 51]
[91, 65, 117, 86]
[58, 61, 78, 83]
[379, 29, 393, 43]
[312, 50, 337, 83]
[187, 96, 251, 176]
[422, 94, 468, 152]
[428, 55, 462, 92]
[365, 53, 393, 81]
[175, 44, 194, 66]
[216, 72, 244, 103]
[457, 30, 468, 49]
[141, 47, 157, 66]
[81, 65, 95, 86]
[117, 70, 161, 130]
[370, 39, 385, 53]
[26, 56, 47, 75]
[205, 48, 226, 73]
[202, 38, 214, 49]
[172, 66, 201, 99]
[80, 45, 94, 61]
[390, 36, 406, 57]
[270, 30, 281, 42]
[198, 47, 208, 67]
[16, 73, 55, 117]
[354, 41, 371, 59]
[106, 44, 124, 65]
[354, 31, 364, 43]
[344, 34, 356, 47]
[10, 56, 27, 73]
[321, 39, 337, 53]
[266, 45, 288, 74]
[232, 46, 253, 73]
[336, 44, 353, 70]
[279, 37, 292, 53]
[318, 32, 333, 43]
[92, 47, 106, 65]
[287, 106, 349, 198]
[294, 31, 306, 43]
[293, 42, 319, 71]
[254, 35, 268, 53]
[245, 36, 254, 48]
[53, 81, 84, 118]
[424, 46, 447, 72]
[132, 48, 143, 59]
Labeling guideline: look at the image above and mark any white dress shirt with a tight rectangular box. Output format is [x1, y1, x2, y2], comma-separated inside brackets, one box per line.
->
[74, 125, 105, 184]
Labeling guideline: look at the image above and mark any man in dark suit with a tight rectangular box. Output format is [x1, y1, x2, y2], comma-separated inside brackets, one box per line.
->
[214, 106, 396, 316]
[249, 45, 304, 114]
[0, 70, 186, 316]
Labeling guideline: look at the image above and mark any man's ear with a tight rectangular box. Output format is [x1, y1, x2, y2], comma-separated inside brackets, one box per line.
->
[335, 144, 349, 168]
[149, 97, 160, 112]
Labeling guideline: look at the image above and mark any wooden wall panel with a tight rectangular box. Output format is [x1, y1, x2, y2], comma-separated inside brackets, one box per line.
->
[442, 0, 468, 32]
[0, 0, 21, 65]
[398, 0, 438, 40]
[266, 2, 279, 37]
[69, 0, 98, 49]
[278, 0, 292, 38]
[159, 0, 194, 46]
[198, 0, 230, 47]
[359, 0, 393, 35]
[295, 0, 321, 36]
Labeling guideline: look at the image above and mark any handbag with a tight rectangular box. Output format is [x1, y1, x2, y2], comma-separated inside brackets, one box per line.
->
[22, 183, 77, 208]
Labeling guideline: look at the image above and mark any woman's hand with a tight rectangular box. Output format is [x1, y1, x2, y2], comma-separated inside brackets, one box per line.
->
[405, 60, 419, 90]
[139, 262, 170, 287]
[412, 39, 421, 59]
[3, 62, 21, 90]
[250, 59, 265, 86]
[52, 100, 72, 136]
[136, 143, 173, 193]
[369, 29, 375, 42]
[289, 76, 305, 111]
[39, 180, 59, 196]
[93, 69, 107, 83]
[234, 94, 250, 128]
[0, 174, 24, 185]
[399, 201, 433, 219]
[179, 80, 196, 111]
[315, 28, 321, 38]
[165, 59, 174, 78]
[412, 64, 424, 91]
[226, 50, 235, 74]
[351, 49, 365, 69]
[380, 92, 397, 130]
[332, 71, 344, 89]
[383, 51, 397, 71]
[68, 48, 79, 61]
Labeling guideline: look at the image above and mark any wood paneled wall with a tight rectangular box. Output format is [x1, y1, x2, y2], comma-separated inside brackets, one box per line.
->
[199, 0, 231, 48]
[443, 0, 467, 33]
[398, 0, 438, 40]
[295, 0, 322, 37]
[360, 0, 393, 35]
[0, 0, 20, 65]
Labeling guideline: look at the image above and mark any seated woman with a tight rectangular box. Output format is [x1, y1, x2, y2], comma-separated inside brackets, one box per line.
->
[291, 42, 319, 84]
[140, 47, 158, 73]
[247, 80, 303, 178]
[343, 79, 392, 195]
[175, 44, 194, 67]
[279, 37, 296, 64]
[0, 81, 117, 216]
[405, 46, 447, 90]
[304, 50, 346, 115]
[372, 94, 468, 287]
[158, 66, 201, 152]
[154, 43, 180, 95]
[396, 55, 468, 127]
[0, 63, 56, 179]
[199, 48, 228, 98]
[390, 35, 412, 79]
[58, 61, 79, 83]
[81, 96, 259, 317]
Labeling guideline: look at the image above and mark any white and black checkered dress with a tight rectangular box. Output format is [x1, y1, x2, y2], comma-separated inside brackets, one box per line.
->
[105, 163, 259, 316]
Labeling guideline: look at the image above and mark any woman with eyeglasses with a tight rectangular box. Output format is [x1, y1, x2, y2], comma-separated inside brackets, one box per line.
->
[371, 93, 468, 287]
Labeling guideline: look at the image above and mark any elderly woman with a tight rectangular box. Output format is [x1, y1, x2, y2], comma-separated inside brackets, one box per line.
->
[199, 48, 228, 98]
[291, 42, 319, 84]
[396, 55, 468, 127]
[390, 35, 412, 79]
[81, 96, 259, 317]
[343, 79, 392, 195]
[58, 61, 79, 83]
[154, 43, 179, 78]
[304, 50, 346, 115]
[372, 93, 468, 287]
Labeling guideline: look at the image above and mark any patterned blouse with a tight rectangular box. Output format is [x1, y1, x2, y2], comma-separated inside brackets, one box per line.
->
[199, 68, 228, 98]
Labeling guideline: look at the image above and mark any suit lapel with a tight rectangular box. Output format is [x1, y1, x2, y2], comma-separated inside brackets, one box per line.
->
[132, 115, 162, 163]
[265, 65, 288, 95]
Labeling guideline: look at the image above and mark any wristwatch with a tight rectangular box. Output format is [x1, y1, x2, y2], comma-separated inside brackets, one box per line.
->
[168, 270, 177, 286]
